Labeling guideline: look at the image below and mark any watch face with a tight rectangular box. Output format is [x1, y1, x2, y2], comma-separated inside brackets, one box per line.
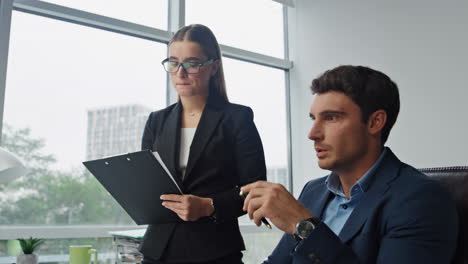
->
[298, 219, 316, 238]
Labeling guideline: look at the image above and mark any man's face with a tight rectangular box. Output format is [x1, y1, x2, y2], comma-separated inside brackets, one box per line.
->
[308, 91, 370, 173]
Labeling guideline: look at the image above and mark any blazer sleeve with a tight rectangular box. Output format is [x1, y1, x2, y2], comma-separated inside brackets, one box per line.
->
[289, 182, 458, 264]
[210, 106, 267, 222]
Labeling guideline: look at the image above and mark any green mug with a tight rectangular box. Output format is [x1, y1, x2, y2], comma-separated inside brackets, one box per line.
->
[69, 245, 98, 264]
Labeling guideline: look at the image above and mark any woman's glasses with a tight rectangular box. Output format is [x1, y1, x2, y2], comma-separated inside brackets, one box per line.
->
[161, 58, 214, 74]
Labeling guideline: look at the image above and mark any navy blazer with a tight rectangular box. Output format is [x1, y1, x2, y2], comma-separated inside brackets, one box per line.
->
[139, 95, 266, 262]
[264, 149, 458, 264]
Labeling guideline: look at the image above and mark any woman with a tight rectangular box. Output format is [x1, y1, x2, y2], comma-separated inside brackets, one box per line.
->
[140, 24, 266, 264]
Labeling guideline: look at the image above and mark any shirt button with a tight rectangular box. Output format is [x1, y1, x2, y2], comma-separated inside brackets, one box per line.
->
[342, 204, 348, 209]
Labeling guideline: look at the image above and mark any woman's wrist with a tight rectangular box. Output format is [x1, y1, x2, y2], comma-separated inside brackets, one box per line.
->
[204, 197, 215, 217]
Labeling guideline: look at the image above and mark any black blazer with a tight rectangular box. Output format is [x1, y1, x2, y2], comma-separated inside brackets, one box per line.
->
[139, 95, 267, 262]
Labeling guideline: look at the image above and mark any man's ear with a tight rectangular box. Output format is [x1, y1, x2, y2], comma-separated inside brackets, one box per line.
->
[211, 60, 220, 77]
[368, 110, 387, 135]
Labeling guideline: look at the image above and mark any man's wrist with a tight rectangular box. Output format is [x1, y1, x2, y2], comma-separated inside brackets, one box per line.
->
[294, 216, 321, 241]
[289, 212, 314, 234]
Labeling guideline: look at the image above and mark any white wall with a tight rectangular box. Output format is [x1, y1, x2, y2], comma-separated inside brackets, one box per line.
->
[288, 0, 468, 196]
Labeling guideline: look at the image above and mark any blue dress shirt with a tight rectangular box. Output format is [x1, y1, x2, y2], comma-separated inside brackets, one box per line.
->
[322, 148, 388, 236]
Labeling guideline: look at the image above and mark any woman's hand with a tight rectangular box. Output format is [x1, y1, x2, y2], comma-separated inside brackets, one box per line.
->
[161, 194, 214, 221]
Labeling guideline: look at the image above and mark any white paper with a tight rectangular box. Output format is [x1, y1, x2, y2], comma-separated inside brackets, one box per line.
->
[152, 151, 183, 194]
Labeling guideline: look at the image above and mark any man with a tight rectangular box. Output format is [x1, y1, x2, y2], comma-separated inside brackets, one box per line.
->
[242, 65, 458, 263]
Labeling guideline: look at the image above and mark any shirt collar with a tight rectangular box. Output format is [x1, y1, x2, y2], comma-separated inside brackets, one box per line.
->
[325, 147, 388, 198]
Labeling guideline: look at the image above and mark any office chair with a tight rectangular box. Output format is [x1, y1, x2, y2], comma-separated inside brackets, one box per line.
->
[419, 166, 468, 264]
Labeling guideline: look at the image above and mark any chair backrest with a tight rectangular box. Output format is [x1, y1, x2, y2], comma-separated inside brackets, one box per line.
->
[419, 166, 468, 264]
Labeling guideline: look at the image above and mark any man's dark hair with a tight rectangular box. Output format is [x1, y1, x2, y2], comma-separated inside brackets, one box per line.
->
[311, 65, 400, 145]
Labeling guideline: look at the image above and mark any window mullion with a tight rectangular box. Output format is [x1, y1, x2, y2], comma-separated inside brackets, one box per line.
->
[0, 0, 14, 144]
[166, 0, 185, 106]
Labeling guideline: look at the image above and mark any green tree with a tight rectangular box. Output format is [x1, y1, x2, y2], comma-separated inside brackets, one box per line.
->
[0, 124, 133, 225]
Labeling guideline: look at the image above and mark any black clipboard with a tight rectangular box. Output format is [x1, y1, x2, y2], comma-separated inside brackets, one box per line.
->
[83, 149, 182, 225]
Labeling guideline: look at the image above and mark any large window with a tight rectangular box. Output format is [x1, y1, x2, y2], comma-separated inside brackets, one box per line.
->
[0, 1, 291, 263]
[1, 12, 166, 225]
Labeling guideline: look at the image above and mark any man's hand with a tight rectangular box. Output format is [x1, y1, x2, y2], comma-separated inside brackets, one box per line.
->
[241, 181, 313, 234]
[161, 194, 214, 221]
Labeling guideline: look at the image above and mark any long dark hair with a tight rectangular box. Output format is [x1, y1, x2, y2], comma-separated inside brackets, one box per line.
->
[170, 24, 228, 102]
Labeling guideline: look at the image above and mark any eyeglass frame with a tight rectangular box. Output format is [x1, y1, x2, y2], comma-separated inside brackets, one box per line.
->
[161, 58, 215, 74]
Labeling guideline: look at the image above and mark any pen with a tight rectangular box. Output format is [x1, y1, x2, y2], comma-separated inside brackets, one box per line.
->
[239, 190, 272, 229]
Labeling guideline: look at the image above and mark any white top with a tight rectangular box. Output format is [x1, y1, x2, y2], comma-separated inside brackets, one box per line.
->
[179, 128, 196, 179]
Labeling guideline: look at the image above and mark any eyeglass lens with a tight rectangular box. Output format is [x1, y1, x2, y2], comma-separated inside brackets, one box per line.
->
[164, 61, 200, 74]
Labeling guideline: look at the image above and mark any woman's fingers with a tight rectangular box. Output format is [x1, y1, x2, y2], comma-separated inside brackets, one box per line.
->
[160, 194, 183, 202]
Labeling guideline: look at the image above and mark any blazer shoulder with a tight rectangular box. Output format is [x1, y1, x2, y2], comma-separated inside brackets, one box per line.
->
[146, 103, 177, 123]
[384, 163, 458, 238]
[142, 104, 177, 148]
[224, 102, 252, 112]
[388, 163, 456, 213]
[222, 103, 254, 120]
[396, 164, 450, 194]
[150, 103, 177, 118]
[304, 176, 328, 189]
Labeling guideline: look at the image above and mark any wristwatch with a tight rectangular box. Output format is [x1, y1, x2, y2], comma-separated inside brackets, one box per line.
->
[294, 217, 321, 241]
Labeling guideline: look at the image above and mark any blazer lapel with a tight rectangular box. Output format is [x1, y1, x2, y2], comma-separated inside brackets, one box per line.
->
[184, 96, 226, 180]
[154, 103, 184, 188]
[305, 180, 333, 219]
[338, 180, 390, 242]
[338, 149, 402, 243]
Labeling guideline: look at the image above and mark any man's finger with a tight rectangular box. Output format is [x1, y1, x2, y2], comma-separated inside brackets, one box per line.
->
[246, 196, 265, 220]
[252, 207, 267, 227]
[243, 187, 266, 212]
[241, 180, 270, 194]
